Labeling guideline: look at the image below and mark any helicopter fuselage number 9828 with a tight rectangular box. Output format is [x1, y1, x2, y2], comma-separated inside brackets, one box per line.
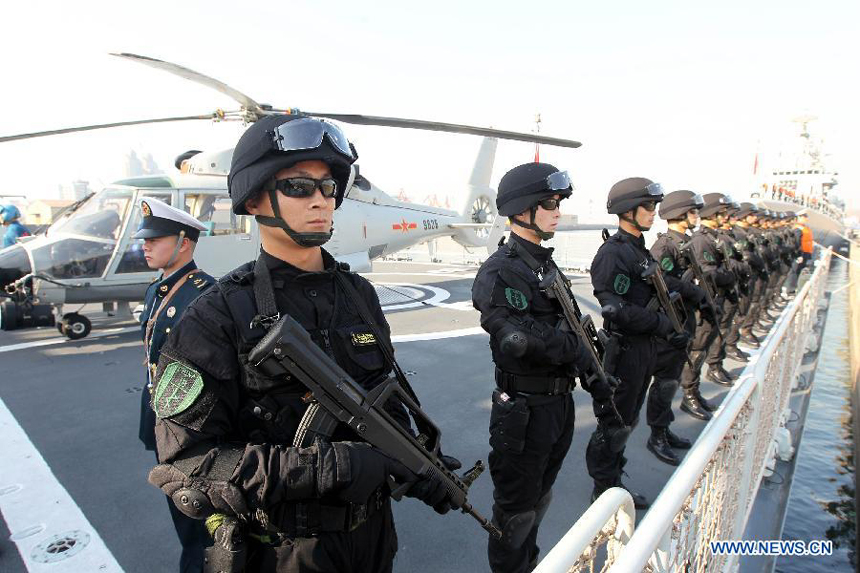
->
[422, 219, 439, 231]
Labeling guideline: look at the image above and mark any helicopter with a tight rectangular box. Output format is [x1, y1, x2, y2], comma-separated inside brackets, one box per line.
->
[0, 53, 581, 340]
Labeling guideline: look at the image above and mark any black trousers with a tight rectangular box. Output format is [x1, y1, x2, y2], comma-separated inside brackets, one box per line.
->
[158, 455, 211, 573]
[247, 502, 398, 572]
[681, 310, 720, 390]
[487, 392, 575, 573]
[706, 297, 737, 365]
[725, 290, 750, 347]
[741, 277, 766, 331]
[647, 307, 696, 429]
[587, 334, 657, 488]
[646, 339, 687, 429]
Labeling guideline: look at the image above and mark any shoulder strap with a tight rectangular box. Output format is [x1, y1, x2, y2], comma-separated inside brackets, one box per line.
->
[505, 239, 542, 273]
[334, 270, 422, 408]
[251, 253, 280, 330]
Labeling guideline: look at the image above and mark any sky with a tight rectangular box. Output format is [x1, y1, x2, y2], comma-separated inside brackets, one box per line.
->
[1, 0, 858, 219]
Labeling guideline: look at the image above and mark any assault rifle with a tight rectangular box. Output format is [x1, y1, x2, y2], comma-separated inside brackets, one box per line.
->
[641, 262, 694, 367]
[538, 265, 632, 451]
[247, 313, 501, 539]
[680, 243, 724, 342]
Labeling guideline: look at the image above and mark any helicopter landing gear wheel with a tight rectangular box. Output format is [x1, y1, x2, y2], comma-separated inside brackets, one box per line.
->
[57, 314, 68, 334]
[61, 313, 91, 340]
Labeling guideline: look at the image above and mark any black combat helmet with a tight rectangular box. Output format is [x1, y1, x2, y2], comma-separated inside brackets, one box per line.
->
[227, 115, 358, 247]
[606, 177, 664, 214]
[228, 114, 357, 215]
[699, 193, 731, 218]
[496, 163, 572, 216]
[725, 200, 741, 216]
[496, 162, 573, 240]
[735, 202, 758, 218]
[658, 190, 703, 220]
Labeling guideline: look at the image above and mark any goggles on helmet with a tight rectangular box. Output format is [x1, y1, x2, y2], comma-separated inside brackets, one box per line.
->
[272, 118, 355, 160]
[692, 193, 704, 206]
[275, 177, 339, 199]
[644, 182, 664, 197]
[546, 170, 573, 192]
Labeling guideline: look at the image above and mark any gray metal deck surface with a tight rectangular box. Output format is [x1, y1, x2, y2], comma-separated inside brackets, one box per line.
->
[0, 260, 753, 573]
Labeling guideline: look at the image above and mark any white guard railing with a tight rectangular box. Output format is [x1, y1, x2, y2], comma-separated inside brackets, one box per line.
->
[536, 249, 833, 573]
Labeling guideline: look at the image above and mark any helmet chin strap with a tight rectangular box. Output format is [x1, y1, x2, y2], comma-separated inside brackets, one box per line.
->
[621, 210, 650, 233]
[255, 187, 333, 248]
[511, 206, 555, 240]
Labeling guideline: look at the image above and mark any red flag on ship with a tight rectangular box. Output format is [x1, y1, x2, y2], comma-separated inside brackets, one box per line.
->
[534, 143, 540, 163]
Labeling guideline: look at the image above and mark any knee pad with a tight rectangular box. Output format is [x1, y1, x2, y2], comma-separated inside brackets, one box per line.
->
[494, 508, 537, 549]
[655, 377, 679, 402]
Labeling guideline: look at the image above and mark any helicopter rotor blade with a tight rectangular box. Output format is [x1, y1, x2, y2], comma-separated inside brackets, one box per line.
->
[111, 52, 266, 114]
[291, 111, 582, 148]
[0, 113, 226, 143]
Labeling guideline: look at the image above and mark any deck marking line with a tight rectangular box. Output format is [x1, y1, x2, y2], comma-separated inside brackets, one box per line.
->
[0, 397, 124, 572]
[0, 326, 139, 354]
[392, 327, 487, 343]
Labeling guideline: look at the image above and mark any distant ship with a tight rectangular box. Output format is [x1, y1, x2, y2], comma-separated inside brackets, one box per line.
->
[748, 116, 847, 251]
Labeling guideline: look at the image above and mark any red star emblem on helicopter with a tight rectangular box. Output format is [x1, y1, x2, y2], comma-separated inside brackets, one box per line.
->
[392, 219, 417, 233]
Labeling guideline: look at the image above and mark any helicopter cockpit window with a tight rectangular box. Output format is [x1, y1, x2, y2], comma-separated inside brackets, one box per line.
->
[184, 194, 247, 235]
[32, 238, 116, 280]
[115, 193, 173, 274]
[31, 188, 134, 280]
[50, 188, 131, 240]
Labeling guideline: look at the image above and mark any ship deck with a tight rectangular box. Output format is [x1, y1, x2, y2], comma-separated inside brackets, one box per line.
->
[0, 260, 799, 572]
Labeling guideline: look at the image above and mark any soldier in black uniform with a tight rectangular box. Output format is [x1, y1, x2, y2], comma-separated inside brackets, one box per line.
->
[646, 190, 714, 441]
[688, 193, 738, 387]
[709, 198, 752, 364]
[136, 198, 215, 573]
[587, 178, 703, 506]
[146, 115, 459, 573]
[729, 203, 767, 350]
[471, 163, 596, 573]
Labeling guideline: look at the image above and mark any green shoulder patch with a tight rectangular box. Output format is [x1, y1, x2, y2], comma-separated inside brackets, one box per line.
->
[613, 273, 630, 295]
[660, 257, 674, 272]
[703, 250, 715, 263]
[504, 287, 528, 310]
[153, 362, 204, 418]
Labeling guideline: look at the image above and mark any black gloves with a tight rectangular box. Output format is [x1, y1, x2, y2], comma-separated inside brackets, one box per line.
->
[666, 330, 691, 349]
[341, 442, 462, 515]
[725, 289, 739, 304]
[586, 373, 620, 402]
[339, 442, 414, 504]
[698, 301, 719, 326]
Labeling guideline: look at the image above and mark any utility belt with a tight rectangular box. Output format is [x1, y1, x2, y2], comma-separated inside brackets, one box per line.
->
[254, 488, 386, 542]
[494, 367, 574, 395]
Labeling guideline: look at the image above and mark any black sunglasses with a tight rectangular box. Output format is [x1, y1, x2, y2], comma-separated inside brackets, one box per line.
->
[537, 197, 563, 210]
[274, 177, 338, 199]
[640, 201, 658, 212]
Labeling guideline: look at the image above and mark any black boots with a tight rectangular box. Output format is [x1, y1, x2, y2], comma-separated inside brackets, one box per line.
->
[665, 427, 693, 449]
[681, 388, 712, 420]
[706, 365, 735, 386]
[740, 330, 761, 348]
[592, 481, 649, 510]
[647, 428, 680, 466]
[725, 345, 750, 362]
